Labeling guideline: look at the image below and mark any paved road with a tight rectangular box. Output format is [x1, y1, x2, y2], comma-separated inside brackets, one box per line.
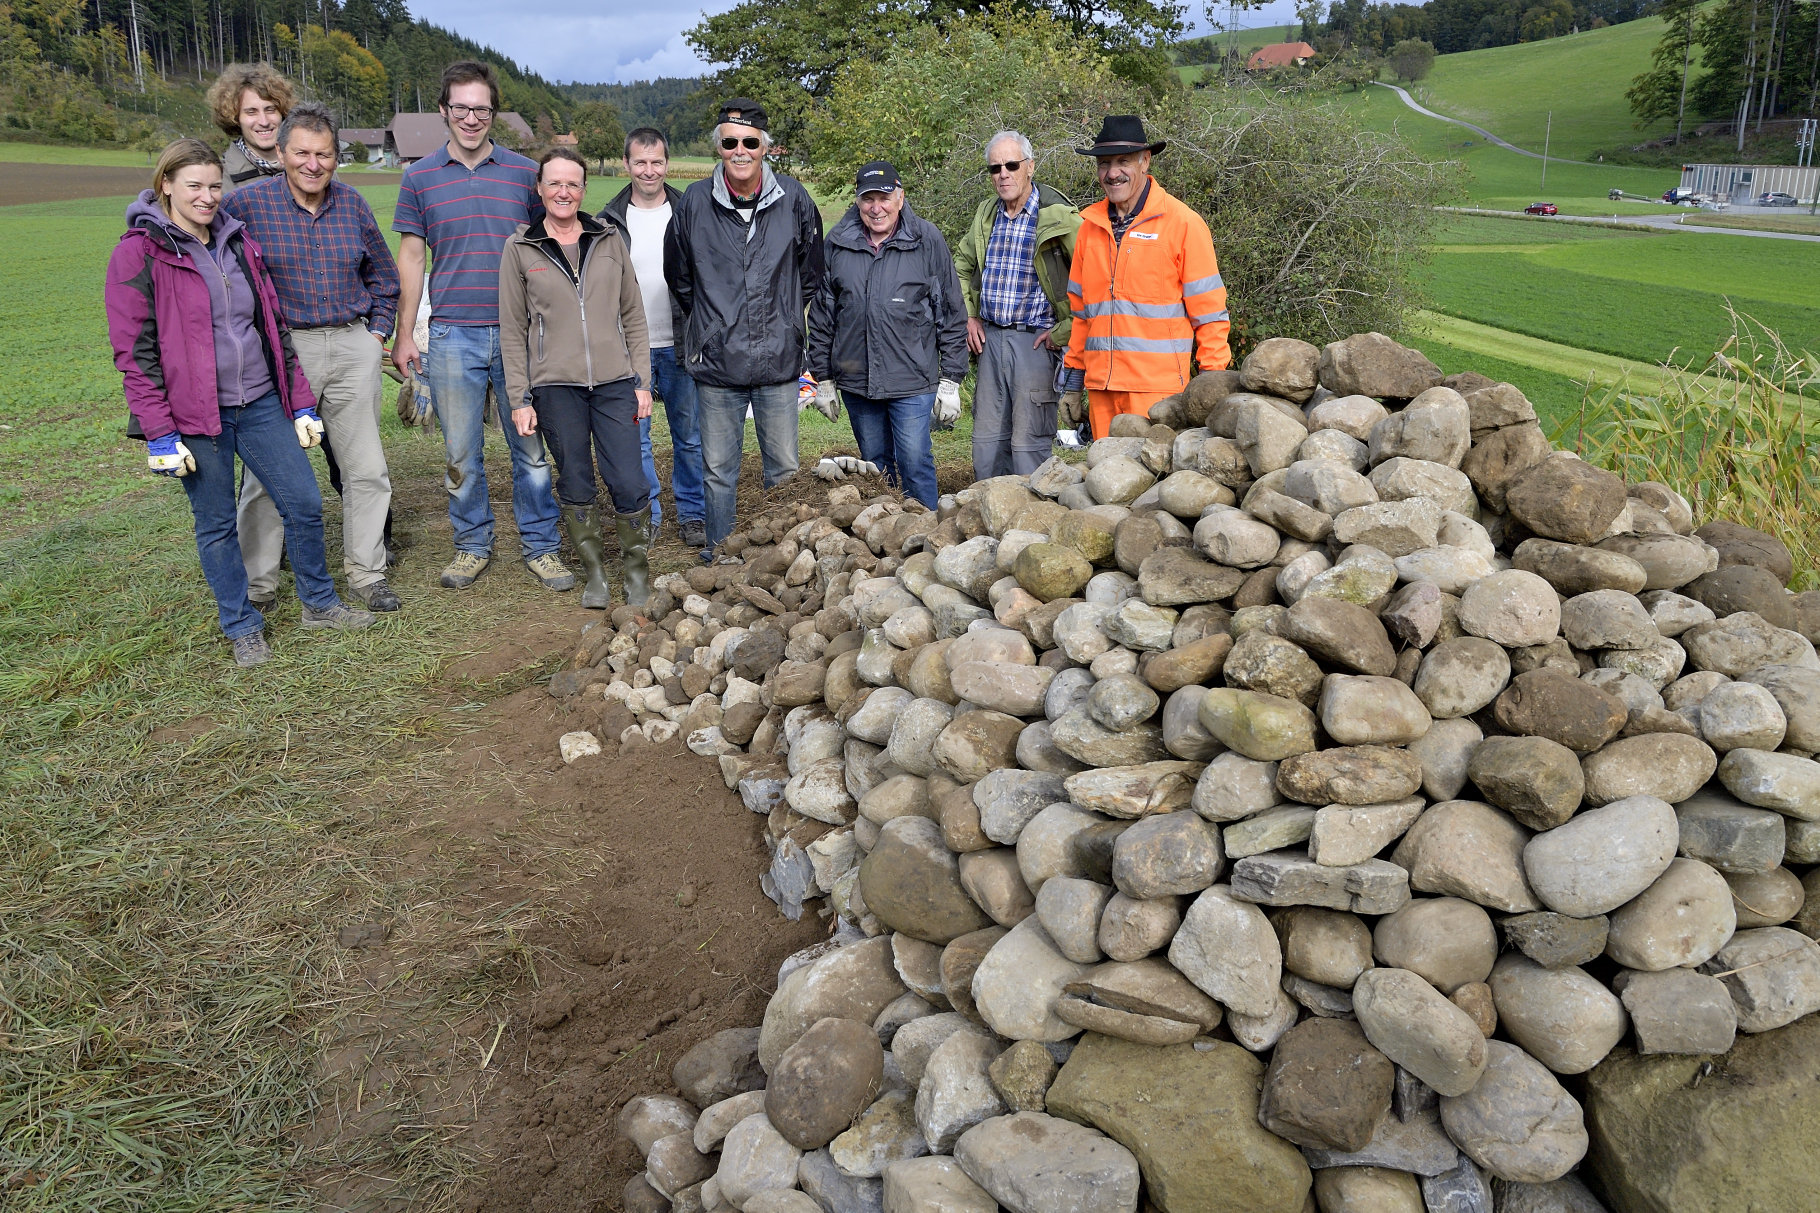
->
[1444, 206, 1820, 243]
[1374, 81, 1586, 164]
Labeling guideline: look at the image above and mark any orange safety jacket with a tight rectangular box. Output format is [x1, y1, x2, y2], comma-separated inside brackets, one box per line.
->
[1064, 176, 1232, 393]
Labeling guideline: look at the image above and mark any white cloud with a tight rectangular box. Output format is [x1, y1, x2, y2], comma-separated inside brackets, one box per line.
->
[407, 0, 732, 83]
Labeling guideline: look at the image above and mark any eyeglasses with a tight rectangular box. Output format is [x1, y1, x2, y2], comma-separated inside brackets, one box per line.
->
[542, 181, 585, 195]
[445, 104, 494, 121]
[987, 158, 1028, 176]
[720, 136, 763, 151]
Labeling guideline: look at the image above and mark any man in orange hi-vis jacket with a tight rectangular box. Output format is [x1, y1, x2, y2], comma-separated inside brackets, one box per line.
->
[1060, 115, 1232, 439]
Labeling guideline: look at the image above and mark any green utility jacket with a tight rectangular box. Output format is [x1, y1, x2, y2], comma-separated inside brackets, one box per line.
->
[952, 183, 1082, 347]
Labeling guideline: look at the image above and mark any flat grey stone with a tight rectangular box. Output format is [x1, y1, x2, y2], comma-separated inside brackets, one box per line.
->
[1231, 849, 1411, 914]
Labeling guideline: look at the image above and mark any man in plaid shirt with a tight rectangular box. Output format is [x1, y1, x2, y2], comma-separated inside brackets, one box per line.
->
[223, 101, 403, 612]
[952, 130, 1082, 477]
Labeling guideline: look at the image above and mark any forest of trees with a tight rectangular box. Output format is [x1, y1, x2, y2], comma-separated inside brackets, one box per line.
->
[1318, 0, 1647, 55]
[0, 0, 572, 142]
[566, 77, 714, 153]
[1629, 0, 1820, 139]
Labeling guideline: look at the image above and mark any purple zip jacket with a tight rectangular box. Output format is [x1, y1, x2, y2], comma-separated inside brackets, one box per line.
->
[104, 190, 317, 440]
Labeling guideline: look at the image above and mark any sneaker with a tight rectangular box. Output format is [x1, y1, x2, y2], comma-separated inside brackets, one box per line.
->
[299, 602, 376, 631]
[679, 518, 707, 548]
[248, 590, 276, 612]
[351, 578, 401, 612]
[233, 633, 273, 667]
[525, 551, 576, 591]
[440, 551, 490, 589]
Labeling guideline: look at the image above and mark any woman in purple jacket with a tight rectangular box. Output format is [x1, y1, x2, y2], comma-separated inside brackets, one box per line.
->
[105, 138, 373, 667]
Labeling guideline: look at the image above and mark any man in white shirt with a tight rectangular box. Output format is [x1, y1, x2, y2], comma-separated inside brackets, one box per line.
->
[598, 127, 705, 547]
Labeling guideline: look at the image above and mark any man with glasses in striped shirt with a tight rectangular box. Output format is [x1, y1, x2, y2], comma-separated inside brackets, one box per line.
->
[953, 130, 1081, 477]
[390, 60, 571, 594]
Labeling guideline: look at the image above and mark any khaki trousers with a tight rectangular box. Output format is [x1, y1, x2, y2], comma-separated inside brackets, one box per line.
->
[240, 321, 391, 593]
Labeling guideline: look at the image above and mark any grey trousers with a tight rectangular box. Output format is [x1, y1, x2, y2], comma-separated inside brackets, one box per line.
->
[971, 321, 1061, 479]
[240, 321, 391, 593]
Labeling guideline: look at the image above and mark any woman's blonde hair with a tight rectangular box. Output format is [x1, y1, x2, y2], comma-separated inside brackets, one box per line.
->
[151, 138, 223, 214]
[206, 63, 295, 137]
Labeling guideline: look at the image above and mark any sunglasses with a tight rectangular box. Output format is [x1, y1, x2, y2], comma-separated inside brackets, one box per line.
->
[988, 158, 1028, 176]
[720, 136, 763, 150]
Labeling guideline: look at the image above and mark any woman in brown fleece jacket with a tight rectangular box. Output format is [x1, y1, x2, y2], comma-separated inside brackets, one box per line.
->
[499, 146, 652, 609]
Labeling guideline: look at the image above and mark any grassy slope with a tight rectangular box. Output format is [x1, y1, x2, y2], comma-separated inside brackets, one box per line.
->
[1413, 16, 1669, 160]
[1338, 83, 1681, 215]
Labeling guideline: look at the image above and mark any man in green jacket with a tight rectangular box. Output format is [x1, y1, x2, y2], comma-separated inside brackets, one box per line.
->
[952, 129, 1082, 477]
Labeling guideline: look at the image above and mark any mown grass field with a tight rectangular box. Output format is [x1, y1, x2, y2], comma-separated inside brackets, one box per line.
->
[1421, 214, 1819, 369]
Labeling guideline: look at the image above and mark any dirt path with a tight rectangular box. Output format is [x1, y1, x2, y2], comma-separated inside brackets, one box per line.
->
[0, 162, 149, 205]
[293, 453, 843, 1212]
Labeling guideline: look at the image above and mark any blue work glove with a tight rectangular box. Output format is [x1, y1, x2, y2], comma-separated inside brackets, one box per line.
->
[293, 406, 325, 449]
[147, 432, 195, 477]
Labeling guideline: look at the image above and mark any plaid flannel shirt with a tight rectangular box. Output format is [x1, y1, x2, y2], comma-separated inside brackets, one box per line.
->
[977, 188, 1053, 330]
[222, 175, 401, 337]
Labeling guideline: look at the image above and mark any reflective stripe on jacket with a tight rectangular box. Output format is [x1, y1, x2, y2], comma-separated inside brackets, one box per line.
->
[1063, 176, 1231, 393]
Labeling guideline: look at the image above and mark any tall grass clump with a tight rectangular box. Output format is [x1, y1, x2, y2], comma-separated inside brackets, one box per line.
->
[1554, 312, 1820, 589]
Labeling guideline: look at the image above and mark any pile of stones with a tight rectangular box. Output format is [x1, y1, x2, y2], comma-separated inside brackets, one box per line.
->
[550, 332, 1820, 1213]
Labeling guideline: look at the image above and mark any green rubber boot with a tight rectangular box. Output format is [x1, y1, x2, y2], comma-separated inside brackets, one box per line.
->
[616, 506, 652, 608]
[563, 506, 613, 609]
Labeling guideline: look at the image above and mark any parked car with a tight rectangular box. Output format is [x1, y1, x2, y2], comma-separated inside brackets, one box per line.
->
[1759, 191, 1798, 207]
[1524, 202, 1559, 215]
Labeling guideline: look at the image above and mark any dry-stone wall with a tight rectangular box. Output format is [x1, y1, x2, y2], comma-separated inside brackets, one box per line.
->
[550, 332, 1820, 1213]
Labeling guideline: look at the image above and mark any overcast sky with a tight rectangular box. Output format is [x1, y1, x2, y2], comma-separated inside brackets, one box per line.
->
[407, 0, 1309, 85]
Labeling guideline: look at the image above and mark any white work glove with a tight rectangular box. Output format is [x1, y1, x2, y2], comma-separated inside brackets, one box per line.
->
[147, 433, 195, 477]
[814, 379, 840, 421]
[934, 379, 961, 427]
[814, 456, 881, 481]
[293, 407, 325, 449]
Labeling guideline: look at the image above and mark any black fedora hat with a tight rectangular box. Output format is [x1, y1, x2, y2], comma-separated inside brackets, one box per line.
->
[1076, 114, 1165, 157]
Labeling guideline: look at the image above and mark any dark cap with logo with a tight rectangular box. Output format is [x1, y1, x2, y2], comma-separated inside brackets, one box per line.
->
[855, 160, 902, 195]
[716, 98, 768, 132]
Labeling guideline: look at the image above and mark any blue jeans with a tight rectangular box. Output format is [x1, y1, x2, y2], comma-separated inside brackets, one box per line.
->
[696, 381, 799, 551]
[843, 389, 938, 508]
[423, 321, 561, 559]
[179, 391, 339, 639]
[649, 346, 704, 525]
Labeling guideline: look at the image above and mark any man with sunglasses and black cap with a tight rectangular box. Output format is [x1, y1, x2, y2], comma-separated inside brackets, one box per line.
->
[952, 129, 1081, 478]
[1060, 115, 1231, 439]
[664, 97, 825, 561]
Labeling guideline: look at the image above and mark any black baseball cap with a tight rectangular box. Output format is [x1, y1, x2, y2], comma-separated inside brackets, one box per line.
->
[855, 160, 902, 195]
[716, 98, 768, 132]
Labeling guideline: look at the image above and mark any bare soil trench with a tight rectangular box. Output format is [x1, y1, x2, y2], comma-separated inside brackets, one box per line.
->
[293, 454, 843, 1212]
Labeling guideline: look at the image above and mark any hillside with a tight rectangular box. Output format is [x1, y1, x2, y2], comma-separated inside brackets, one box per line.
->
[1337, 83, 1679, 213]
[1410, 15, 1668, 160]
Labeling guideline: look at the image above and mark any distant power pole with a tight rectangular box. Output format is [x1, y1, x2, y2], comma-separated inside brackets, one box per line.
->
[1541, 110, 1552, 191]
